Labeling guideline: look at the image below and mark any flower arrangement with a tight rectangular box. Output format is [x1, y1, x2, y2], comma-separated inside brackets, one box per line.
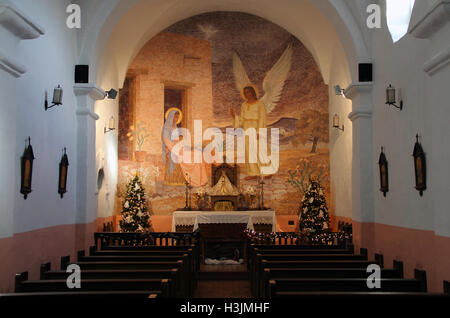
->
[193, 186, 210, 211]
[127, 122, 150, 151]
[286, 159, 327, 195]
[240, 185, 257, 209]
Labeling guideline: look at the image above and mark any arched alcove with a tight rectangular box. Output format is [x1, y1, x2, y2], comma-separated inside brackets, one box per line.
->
[85, 0, 369, 235]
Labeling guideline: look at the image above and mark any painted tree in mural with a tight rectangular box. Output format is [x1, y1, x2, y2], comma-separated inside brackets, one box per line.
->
[299, 179, 330, 232]
[119, 175, 151, 232]
[295, 109, 329, 153]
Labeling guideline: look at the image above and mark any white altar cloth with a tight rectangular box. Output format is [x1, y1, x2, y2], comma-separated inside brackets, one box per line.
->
[171, 210, 276, 232]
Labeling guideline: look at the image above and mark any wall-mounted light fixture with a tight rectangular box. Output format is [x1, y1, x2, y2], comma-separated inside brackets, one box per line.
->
[104, 116, 116, 134]
[332, 114, 344, 131]
[58, 148, 69, 198]
[20, 137, 34, 200]
[104, 88, 118, 100]
[385, 84, 403, 110]
[334, 85, 345, 97]
[45, 85, 63, 110]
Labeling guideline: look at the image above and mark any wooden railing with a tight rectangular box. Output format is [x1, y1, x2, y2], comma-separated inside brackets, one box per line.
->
[94, 231, 200, 249]
[245, 230, 352, 246]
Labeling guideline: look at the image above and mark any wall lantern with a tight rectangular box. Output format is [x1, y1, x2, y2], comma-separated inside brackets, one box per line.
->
[332, 114, 344, 131]
[20, 137, 35, 200]
[58, 148, 69, 198]
[45, 85, 63, 110]
[104, 88, 118, 100]
[378, 147, 389, 197]
[104, 116, 116, 133]
[385, 84, 403, 110]
[412, 134, 426, 196]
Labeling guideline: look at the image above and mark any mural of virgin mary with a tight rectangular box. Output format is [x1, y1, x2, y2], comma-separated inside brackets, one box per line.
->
[162, 109, 209, 187]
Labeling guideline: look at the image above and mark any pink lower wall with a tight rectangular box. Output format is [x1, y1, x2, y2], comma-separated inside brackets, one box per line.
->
[0, 217, 112, 293]
[350, 219, 450, 293]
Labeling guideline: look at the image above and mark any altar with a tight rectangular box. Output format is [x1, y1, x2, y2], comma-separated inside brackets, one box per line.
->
[171, 210, 277, 232]
[172, 210, 276, 264]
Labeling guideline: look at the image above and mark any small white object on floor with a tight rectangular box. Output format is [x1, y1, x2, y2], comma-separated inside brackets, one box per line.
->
[204, 258, 244, 265]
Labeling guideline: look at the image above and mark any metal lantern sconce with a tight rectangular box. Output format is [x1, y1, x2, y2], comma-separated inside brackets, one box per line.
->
[58, 148, 69, 198]
[412, 134, 426, 196]
[385, 84, 403, 110]
[20, 137, 35, 199]
[332, 114, 344, 131]
[45, 85, 63, 110]
[104, 116, 116, 133]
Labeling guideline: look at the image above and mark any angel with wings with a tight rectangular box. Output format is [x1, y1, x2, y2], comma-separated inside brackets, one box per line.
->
[229, 44, 293, 178]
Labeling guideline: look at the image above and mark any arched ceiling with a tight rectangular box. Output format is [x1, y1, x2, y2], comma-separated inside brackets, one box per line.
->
[75, 0, 371, 87]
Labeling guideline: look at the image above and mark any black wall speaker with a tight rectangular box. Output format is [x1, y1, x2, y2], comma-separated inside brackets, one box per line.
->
[358, 63, 373, 82]
[75, 65, 89, 83]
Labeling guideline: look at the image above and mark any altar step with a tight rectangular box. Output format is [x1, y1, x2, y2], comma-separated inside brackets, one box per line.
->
[198, 271, 249, 280]
[198, 264, 249, 280]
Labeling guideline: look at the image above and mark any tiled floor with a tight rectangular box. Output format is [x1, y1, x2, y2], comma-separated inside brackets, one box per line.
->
[194, 280, 251, 298]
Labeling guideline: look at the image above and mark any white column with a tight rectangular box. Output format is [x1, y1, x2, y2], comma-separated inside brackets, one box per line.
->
[0, 1, 43, 238]
[73, 84, 104, 247]
[345, 82, 375, 247]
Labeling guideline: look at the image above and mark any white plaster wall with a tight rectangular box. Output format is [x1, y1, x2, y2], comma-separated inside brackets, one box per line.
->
[328, 43, 353, 220]
[371, 0, 450, 236]
[11, 0, 78, 233]
[0, 66, 16, 238]
[95, 61, 119, 219]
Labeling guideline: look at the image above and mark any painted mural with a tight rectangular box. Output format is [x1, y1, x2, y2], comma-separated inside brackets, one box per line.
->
[116, 12, 331, 219]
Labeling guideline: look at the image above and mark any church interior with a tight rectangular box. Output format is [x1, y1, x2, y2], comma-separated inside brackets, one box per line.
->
[1, 0, 450, 306]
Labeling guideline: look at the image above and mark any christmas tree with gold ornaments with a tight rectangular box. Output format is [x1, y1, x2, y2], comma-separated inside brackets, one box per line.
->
[119, 175, 151, 232]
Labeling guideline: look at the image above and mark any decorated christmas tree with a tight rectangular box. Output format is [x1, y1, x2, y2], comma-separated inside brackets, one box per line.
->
[119, 175, 151, 232]
[299, 179, 330, 232]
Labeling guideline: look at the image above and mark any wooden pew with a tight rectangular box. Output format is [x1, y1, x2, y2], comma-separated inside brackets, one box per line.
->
[89, 245, 200, 290]
[260, 260, 404, 297]
[77, 250, 194, 296]
[62, 256, 192, 297]
[267, 268, 428, 298]
[15, 272, 171, 297]
[15, 272, 174, 297]
[247, 243, 354, 268]
[0, 291, 161, 299]
[252, 248, 369, 297]
[92, 244, 200, 272]
[265, 291, 450, 302]
[40, 262, 182, 297]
